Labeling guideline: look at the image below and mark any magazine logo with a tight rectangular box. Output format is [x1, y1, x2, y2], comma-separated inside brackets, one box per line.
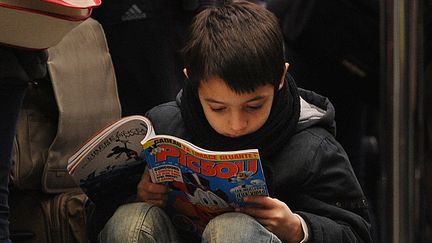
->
[154, 144, 258, 179]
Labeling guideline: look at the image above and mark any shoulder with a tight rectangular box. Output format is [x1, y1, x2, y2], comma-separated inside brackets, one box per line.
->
[284, 126, 343, 162]
[271, 126, 353, 190]
[271, 127, 335, 170]
[292, 126, 336, 148]
[146, 101, 180, 118]
[145, 101, 186, 137]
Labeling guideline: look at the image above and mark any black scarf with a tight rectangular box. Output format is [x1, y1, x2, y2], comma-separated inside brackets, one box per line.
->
[180, 74, 300, 163]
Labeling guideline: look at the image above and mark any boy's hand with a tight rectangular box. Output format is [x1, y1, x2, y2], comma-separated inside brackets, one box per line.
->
[236, 196, 304, 243]
[136, 167, 169, 207]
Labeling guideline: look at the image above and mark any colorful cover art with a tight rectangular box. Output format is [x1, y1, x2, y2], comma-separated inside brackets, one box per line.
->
[141, 136, 269, 237]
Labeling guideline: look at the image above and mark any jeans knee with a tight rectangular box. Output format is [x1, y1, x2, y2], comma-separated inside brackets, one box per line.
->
[99, 202, 158, 243]
[99, 202, 181, 243]
[202, 213, 254, 240]
[202, 212, 281, 243]
[207, 212, 255, 232]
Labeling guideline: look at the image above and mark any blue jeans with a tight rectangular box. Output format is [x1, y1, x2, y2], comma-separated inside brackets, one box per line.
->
[99, 202, 282, 243]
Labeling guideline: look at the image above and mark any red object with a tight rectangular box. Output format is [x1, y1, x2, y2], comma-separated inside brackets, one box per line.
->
[0, 0, 102, 49]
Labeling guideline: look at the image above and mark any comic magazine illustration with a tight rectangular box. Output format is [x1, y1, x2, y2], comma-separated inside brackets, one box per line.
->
[141, 136, 269, 238]
[67, 115, 154, 203]
[68, 114, 269, 238]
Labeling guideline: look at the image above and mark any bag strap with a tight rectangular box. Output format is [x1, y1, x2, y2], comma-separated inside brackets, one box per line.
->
[42, 18, 122, 193]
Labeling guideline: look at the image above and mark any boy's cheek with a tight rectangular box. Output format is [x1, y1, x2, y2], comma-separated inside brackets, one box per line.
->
[205, 115, 226, 133]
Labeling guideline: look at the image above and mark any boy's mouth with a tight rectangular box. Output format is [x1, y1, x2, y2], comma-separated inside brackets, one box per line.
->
[224, 133, 244, 138]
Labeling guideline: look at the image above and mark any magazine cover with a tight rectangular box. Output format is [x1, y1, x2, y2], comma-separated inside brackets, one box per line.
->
[141, 135, 269, 238]
[68, 115, 154, 203]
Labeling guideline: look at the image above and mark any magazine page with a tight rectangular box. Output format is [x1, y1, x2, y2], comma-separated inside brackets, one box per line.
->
[141, 135, 268, 237]
[67, 115, 154, 203]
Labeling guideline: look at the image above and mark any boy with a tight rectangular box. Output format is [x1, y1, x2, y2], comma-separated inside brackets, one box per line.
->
[100, 1, 372, 242]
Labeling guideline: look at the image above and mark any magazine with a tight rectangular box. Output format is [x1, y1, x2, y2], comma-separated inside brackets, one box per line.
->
[68, 115, 269, 237]
[67, 115, 153, 204]
[142, 134, 268, 237]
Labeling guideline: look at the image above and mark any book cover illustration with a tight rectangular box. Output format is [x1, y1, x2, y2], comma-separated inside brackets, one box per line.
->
[141, 136, 269, 237]
[68, 115, 154, 203]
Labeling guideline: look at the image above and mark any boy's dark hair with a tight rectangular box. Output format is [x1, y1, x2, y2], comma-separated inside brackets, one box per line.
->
[182, 0, 285, 93]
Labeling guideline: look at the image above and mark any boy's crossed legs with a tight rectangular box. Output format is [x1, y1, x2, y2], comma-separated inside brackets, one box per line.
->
[99, 202, 282, 243]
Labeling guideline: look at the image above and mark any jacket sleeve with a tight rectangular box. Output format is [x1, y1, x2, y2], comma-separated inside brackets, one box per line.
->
[271, 128, 373, 243]
[295, 135, 372, 243]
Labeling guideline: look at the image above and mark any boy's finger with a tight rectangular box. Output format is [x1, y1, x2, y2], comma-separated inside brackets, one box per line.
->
[137, 188, 167, 201]
[142, 167, 150, 180]
[243, 195, 273, 207]
[146, 182, 169, 193]
[145, 199, 167, 208]
[145, 192, 168, 201]
[237, 206, 269, 218]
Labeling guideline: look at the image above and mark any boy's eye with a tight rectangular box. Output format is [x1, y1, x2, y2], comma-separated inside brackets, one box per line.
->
[246, 104, 263, 111]
[210, 107, 226, 112]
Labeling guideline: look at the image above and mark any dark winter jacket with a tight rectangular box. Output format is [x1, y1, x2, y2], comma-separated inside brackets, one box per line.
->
[145, 88, 372, 243]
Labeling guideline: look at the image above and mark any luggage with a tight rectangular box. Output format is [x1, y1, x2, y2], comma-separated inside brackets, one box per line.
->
[9, 18, 122, 243]
[10, 17, 122, 193]
[9, 189, 89, 243]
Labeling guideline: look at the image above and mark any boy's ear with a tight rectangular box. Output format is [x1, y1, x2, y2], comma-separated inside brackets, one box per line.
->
[279, 63, 289, 90]
[183, 68, 189, 78]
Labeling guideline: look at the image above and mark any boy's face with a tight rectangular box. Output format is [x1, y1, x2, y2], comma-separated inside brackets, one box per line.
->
[198, 76, 275, 138]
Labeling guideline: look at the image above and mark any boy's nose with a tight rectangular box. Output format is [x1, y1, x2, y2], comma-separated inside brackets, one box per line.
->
[228, 112, 247, 135]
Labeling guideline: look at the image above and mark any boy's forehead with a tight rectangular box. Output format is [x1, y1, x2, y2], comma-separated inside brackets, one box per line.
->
[198, 77, 274, 101]
[200, 76, 267, 92]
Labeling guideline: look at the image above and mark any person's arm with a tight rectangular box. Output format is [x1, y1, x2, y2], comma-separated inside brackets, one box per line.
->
[237, 196, 304, 243]
[292, 135, 372, 243]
